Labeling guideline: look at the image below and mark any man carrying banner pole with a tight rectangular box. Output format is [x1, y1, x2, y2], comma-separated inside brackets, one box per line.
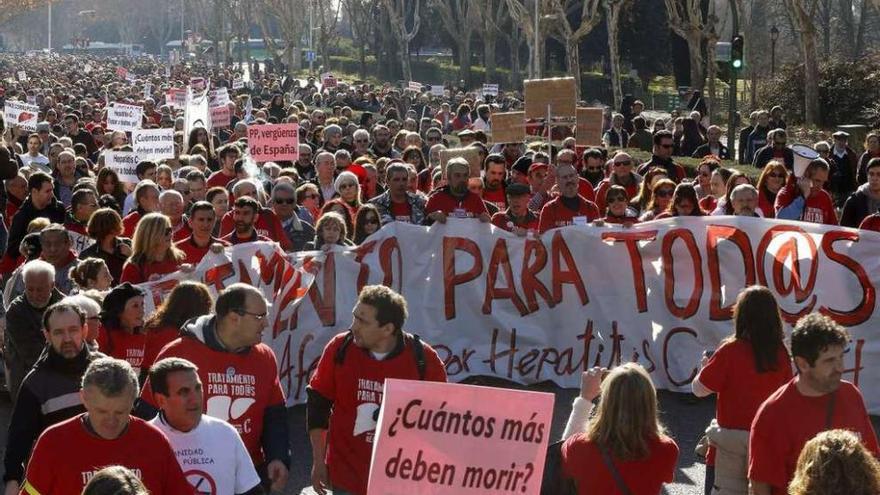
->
[307, 285, 448, 495]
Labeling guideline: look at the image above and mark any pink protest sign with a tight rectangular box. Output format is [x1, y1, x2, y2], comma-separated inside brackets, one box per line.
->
[246, 123, 299, 162]
[368, 379, 554, 495]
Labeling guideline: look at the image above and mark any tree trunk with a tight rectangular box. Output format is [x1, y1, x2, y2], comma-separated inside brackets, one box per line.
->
[606, 11, 622, 110]
[565, 40, 581, 100]
[853, 0, 868, 57]
[686, 33, 705, 91]
[358, 44, 367, 79]
[400, 41, 412, 81]
[706, 42, 717, 123]
[484, 33, 498, 83]
[802, 26, 821, 125]
[458, 31, 472, 86]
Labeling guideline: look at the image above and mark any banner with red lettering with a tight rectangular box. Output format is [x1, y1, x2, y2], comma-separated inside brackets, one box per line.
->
[138, 217, 880, 412]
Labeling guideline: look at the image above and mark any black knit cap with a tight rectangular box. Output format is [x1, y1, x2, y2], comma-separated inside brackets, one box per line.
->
[512, 155, 533, 176]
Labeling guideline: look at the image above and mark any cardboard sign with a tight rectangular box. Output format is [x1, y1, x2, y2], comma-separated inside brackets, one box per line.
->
[482, 83, 499, 96]
[232, 77, 244, 90]
[103, 151, 141, 183]
[210, 104, 231, 128]
[116, 67, 128, 79]
[490, 112, 525, 144]
[367, 379, 554, 495]
[166, 88, 187, 109]
[524, 77, 577, 119]
[68, 230, 95, 255]
[430, 84, 445, 97]
[107, 103, 143, 132]
[440, 147, 482, 178]
[321, 72, 338, 88]
[408, 81, 423, 92]
[576, 107, 604, 146]
[132, 128, 175, 160]
[247, 123, 299, 162]
[16, 71, 27, 82]
[4, 101, 38, 131]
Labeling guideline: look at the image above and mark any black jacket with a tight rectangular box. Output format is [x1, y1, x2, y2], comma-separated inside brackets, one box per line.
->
[692, 143, 730, 160]
[752, 145, 794, 172]
[5, 196, 66, 260]
[3, 345, 104, 483]
[840, 183, 880, 228]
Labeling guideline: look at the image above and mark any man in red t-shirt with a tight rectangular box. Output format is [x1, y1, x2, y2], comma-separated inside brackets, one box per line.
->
[308, 285, 447, 495]
[594, 152, 641, 212]
[424, 158, 490, 224]
[482, 154, 508, 210]
[219, 180, 293, 250]
[175, 201, 229, 264]
[22, 357, 190, 495]
[538, 163, 600, 233]
[122, 181, 160, 238]
[221, 196, 272, 245]
[159, 190, 191, 242]
[140, 283, 290, 492]
[748, 313, 879, 495]
[206, 143, 240, 190]
[491, 183, 539, 234]
[775, 159, 837, 224]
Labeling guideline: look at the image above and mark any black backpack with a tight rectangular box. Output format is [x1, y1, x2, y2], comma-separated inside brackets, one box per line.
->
[334, 332, 426, 380]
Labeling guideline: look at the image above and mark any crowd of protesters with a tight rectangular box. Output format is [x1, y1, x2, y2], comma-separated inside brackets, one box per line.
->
[0, 52, 877, 494]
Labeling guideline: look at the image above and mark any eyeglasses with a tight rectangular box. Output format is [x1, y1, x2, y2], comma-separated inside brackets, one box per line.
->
[275, 198, 296, 204]
[427, 136, 441, 142]
[586, 166, 604, 172]
[655, 189, 674, 197]
[235, 309, 267, 321]
[355, 139, 369, 143]
[767, 172, 786, 179]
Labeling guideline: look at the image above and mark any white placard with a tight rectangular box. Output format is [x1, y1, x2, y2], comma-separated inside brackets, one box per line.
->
[210, 104, 231, 128]
[103, 151, 142, 183]
[208, 87, 230, 107]
[232, 77, 244, 90]
[430, 84, 445, 96]
[408, 81, 422, 92]
[17, 71, 27, 82]
[185, 88, 211, 136]
[143, 82, 153, 98]
[482, 83, 499, 96]
[132, 128, 175, 160]
[4, 101, 39, 131]
[107, 103, 143, 132]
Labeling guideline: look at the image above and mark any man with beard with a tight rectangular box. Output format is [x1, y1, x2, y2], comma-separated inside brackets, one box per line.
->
[580, 148, 606, 188]
[368, 125, 398, 159]
[424, 158, 490, 224]
[295, 144, 316, 181]
[594, 152, 641, 213]
[753, 128, 794, 171]
[481, 154, 507, 210]
[3, 302, 104, 494]
[538, 163, 600, 233]
[748, 313, 878, 495]
[730, 184, 760, 217]
[222, 196, 270, 245]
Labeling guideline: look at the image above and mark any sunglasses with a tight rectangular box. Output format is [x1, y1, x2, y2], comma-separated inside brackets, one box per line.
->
[660, 144, 674, 149]
[613, 161, 632, 167]
[275, 198, 296, 204]
[339, 183, 357, 190]
[655, 189, 674, 197]
[767, 172, 786, 179]
[164, 227, 173, 236]
[355, 139, 369, 143]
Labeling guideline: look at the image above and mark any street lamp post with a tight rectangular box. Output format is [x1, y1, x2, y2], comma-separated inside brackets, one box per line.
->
[770, 25, 779, 77]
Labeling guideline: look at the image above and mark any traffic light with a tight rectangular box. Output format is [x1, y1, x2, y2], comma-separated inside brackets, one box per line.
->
[731, 35, 744, 70]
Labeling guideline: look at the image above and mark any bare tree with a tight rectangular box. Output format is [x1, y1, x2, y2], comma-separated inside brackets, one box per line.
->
[506, 0, 547, 79]
[664, 0, 719, 93]
[342, 0, 378, 79]
[430, 0, 481, 86]
[381, 0, 421, 81]
[783, 0, 821, 125]
[143, 0, 178, 56]
[603, 0, 631, 110]
[316, 0, 341, 70]
[475, 0, 512, 84]
[0, 0, 47, 28]
[256, 0, 306, 74]
[546, 0, 602, 100]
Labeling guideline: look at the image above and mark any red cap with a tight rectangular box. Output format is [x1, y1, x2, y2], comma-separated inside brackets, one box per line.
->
[528, 162, 549, 174]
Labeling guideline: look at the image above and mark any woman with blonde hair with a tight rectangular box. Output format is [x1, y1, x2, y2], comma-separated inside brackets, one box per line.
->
[560, 363, 679, 494]
[788, 429, 880, 495]
[120, 213, 185, 284]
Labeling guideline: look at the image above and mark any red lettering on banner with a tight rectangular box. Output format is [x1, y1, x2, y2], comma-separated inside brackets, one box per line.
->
[482, 322, 599, 381]
[146, 278, 180, 308]
[755, 225, 818, 323]
[443, 237, 483, 320]
[256, 250, 294, 293]
[237, 260, 253, 285]
[662, 327, 698, 386]
[483, 239, 528, 315]
[203, 262, 235, 291]
[274, 270, 307, 337]
[844, 338, 865, 386]
[706, 225, 756, 320]
[602, 230, 658, 313]
[550, 232, 588, 306]
[661, 229, 702, 319]
[606, 321, 626, 368]
[483, 327, 518, 378]
[308, 253, 337, 326]
[820, 231, 875, 326]
[379, 237, 403, 291]
[521, 238, 553, 311]
[352, 241, 377, 292]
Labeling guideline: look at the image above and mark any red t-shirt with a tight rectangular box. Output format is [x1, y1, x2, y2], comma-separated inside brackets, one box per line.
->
[122, 210, 141, 238]
[22, 415, 191, 495]
[594, 178, 639, 214]
[577, 178, 596, 202]
[424, 189, 488, 218]
[308, 333, 448, 494]
[561, 433, 679, 495]
[774, 184, 838, 225]
[175, 236, 230, 265]
[219, 207, 292, 251]
[141, 336, 286, 463]
[96, 326, 146, 375]
[389, 199, 413, 223]
[758, 192, 776, 219]
[696, 340, 793, 464]
[490, 210, 539, 232]
[483, 187, 507, 210]
[859, 213, 880, 232]
[748, 379, 880, 494]
[206, 170, 236, 190]
[538, 196, 600, 233]
[141, 325, 180, 374]
[119, 259, 180, 284]
[699, 196, 717, 213]
[171, 219, 192, 242]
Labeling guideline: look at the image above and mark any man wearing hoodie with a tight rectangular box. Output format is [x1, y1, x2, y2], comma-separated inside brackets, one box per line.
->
[4, 172, 65, 267]
[139, 283, 290, 493]
[841, 157, 880, 228]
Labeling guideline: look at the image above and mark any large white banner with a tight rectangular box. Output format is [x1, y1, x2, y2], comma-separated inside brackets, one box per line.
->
[138, 217, 880, 412]
[3, 101, 38, 131]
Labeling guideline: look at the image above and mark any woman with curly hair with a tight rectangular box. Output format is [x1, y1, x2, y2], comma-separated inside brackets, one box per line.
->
[789, 429, 880, 495]
[140, 281, 214, 374]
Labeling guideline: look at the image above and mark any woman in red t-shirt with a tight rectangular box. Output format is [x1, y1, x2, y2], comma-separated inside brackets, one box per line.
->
[141, 280, 214, 377]
[655, 182, 706, 219]
[692, 286, 794, 495]
[561, 363, 679, 495]
[755, 161, 788, 218]
[97, 282, 148, 374]
[120, 213, 186, 284]
[601, 185, 639, 226]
